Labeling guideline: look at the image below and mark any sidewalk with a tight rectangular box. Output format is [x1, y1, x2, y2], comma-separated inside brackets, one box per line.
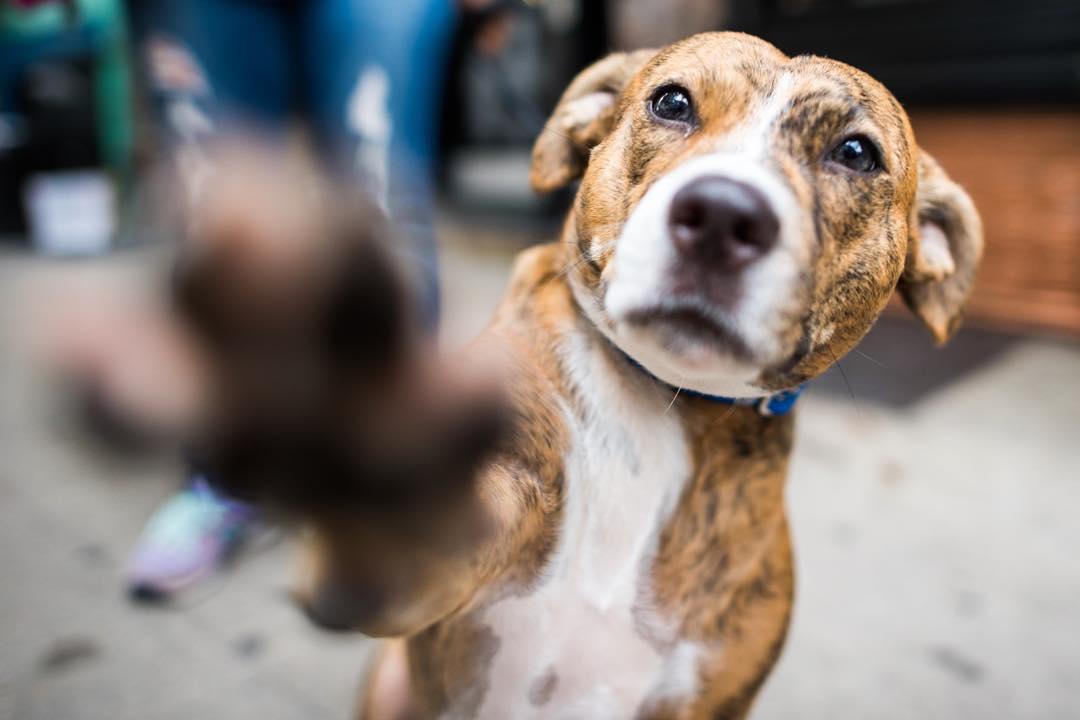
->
[1, 230, 1077, 720]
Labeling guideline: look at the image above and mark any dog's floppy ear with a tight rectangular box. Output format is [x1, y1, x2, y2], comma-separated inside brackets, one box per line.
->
[899, 149, 984, 344]
[530, 49, 656, 194]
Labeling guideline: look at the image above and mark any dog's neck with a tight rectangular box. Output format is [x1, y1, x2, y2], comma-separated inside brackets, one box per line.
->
[614, 348, 804, 416]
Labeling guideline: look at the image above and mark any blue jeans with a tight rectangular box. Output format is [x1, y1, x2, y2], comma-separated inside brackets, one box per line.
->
[133, 0, 456, 323]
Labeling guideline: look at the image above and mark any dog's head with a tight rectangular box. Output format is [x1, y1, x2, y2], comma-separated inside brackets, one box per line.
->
[532, 32, 982, 396]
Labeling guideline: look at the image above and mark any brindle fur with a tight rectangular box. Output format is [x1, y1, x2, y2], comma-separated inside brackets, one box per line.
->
[301, 32, 983, 720]
[350, 244, 798, 720]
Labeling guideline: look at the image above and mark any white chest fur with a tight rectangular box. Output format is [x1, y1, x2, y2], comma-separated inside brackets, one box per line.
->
[470, 332, 702, 720]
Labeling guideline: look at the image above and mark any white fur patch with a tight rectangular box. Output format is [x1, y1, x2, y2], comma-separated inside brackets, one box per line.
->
[471, 330, 703, 719]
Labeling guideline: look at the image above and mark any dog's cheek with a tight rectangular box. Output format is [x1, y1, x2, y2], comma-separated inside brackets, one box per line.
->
[770, 185, 906, 384]
[828, 232, 906, 365]
[732, 153, 817, 379]
[623, 113, 670, 193]
[573, 191, 610, 295]
[575, 137, 636, 292]
[578, 119, 692, 298]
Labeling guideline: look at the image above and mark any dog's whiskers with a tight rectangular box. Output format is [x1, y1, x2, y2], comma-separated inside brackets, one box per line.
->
[854, 348, 888, 369]
[539, 123, 576, 145]
[554, 236, 616, 281]
[723, 401, 740, 420]
[706, 396, 741, 428]
[828, 345, 862, 421]
[663, 385, 683, 417]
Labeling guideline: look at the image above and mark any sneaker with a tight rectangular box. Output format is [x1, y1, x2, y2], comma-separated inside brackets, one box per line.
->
[126, 476, 254, 601]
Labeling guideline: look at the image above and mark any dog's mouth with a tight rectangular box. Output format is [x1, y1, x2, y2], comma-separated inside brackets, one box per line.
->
[623, 304, 754, 362]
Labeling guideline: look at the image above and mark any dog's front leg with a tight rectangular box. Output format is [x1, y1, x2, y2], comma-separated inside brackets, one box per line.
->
[53, 152, 560, 639]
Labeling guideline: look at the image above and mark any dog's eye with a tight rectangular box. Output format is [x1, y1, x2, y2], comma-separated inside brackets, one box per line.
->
[827, 136, 883, 173]
[649, 85, 694, 124]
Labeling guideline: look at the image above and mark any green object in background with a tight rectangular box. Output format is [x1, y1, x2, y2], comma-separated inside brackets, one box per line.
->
[0, 0, 135, 184]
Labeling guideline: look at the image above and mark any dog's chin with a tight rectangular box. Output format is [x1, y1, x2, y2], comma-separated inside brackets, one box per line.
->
[624, 306, 754, 363]
[608, 308, 769, 398]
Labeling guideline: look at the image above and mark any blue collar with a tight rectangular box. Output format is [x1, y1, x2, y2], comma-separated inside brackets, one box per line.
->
[618, 352, 805, 417]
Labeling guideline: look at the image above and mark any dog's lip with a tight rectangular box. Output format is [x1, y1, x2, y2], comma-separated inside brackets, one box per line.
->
[623, 304, 753, 361]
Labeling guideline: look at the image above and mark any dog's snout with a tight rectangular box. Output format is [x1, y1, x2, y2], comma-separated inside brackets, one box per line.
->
[668, 176, 779, 271]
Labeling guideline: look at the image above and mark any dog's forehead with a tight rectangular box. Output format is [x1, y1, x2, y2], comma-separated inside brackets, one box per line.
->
[785, 55, 911, 130]
[634, 33, 907, 131]
[638, 33, 787, 90]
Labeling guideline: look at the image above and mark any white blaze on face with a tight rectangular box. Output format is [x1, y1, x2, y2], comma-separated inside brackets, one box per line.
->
[591, 73, 812, 398]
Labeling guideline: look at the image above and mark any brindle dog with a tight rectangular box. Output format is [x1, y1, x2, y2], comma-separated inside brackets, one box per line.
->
[64, 32, 982, 720]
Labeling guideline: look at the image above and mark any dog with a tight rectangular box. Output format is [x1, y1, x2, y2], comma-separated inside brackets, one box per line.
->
[59, 31, 982, 720]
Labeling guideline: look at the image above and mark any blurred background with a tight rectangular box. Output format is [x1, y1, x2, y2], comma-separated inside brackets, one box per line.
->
[1, 0, 1078, 718]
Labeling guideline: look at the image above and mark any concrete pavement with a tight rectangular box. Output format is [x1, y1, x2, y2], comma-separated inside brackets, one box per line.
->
[1, 227, 1077, 719]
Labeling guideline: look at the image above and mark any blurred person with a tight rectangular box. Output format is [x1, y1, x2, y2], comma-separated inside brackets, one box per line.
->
[123, 0, 458, 600]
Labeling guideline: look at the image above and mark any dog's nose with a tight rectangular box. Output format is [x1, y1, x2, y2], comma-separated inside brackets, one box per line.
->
[668, 176, 779, 271]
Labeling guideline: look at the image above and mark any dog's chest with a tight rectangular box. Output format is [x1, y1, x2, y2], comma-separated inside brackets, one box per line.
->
[472, 337, 702, 719]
